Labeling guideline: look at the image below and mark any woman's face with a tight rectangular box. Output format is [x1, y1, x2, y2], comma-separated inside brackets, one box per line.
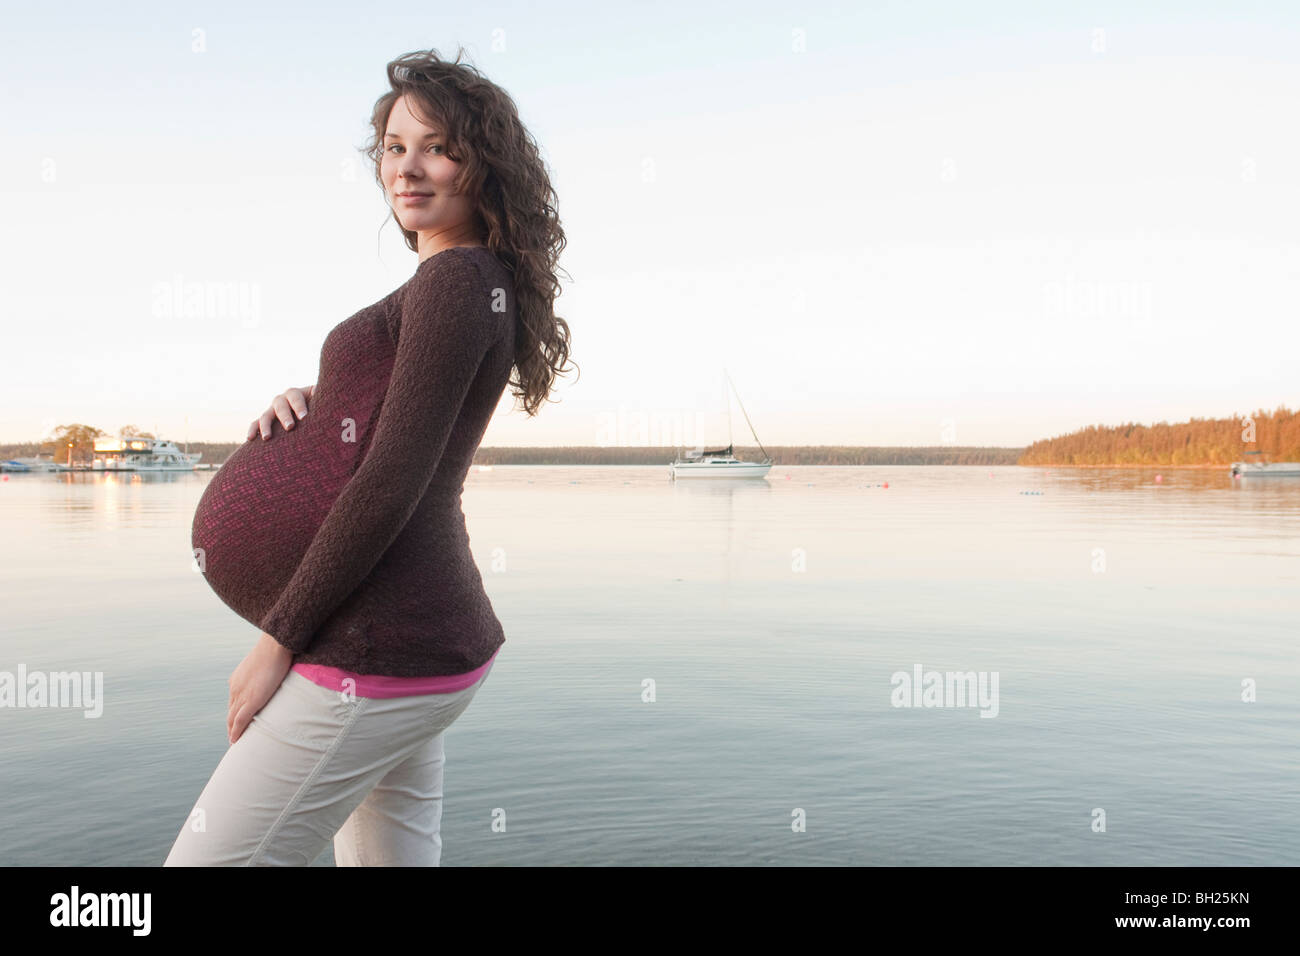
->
[380, 93, 480, 244]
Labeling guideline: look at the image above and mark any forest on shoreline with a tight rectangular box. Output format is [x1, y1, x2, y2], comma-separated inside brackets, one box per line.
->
[1019, 406, 1296, 466]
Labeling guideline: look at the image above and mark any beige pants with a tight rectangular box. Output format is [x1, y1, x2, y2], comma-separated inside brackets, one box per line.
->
[163, 661, 493, 866]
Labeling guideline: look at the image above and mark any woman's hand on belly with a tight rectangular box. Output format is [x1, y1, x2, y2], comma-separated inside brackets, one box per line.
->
[227, 631, 295, 744]
[247, 384, 314, 441]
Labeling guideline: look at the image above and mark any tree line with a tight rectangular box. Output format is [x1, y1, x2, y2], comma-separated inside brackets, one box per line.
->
[1018, 406, 1298, 465]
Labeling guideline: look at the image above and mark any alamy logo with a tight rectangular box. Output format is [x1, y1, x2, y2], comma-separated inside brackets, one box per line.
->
[890, 664, 999, 718]
[49, 885, 151, 936]
[0, 666, 103, 718]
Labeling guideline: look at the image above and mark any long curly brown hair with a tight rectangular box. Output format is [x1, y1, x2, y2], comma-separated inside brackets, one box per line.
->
[361, 47, 576, 417]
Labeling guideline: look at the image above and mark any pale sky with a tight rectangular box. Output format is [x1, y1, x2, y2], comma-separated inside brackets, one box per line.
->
[2, 1, 1297, 448]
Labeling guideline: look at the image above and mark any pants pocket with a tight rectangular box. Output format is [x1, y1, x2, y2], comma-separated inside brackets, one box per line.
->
[252, 670, 367, 744]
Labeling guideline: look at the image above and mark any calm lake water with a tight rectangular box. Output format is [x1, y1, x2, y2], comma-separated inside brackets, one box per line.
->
[1, 464, 1296, 866]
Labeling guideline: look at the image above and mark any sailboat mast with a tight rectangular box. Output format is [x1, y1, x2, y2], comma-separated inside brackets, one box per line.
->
[724, 369, 733, 449]
[724, 369, 770, 461]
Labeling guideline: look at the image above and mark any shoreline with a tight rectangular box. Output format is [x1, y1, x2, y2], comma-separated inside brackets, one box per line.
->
[1021, 463, 1235, 469]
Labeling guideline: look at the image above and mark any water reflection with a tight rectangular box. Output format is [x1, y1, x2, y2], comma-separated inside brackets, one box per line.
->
[29, 470, 212, 530]
[1, 464, 1298, 865]
[669, 476, 775, 499]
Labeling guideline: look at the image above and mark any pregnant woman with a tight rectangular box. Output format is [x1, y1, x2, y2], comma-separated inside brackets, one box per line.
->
[164, 48, 573, 866]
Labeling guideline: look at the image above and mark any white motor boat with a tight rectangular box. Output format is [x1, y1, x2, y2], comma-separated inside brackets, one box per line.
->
[0, 456, 60, 472]
[670, 369, 773, 479]
[1230, 460, 1300, 477]
[87, 436, 202, 472]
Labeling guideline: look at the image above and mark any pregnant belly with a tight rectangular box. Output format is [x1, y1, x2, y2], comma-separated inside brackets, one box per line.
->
[192, 413, 363, 625]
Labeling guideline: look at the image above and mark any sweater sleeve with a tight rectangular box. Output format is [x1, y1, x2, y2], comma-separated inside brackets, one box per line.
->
[259, 248, 504, 653]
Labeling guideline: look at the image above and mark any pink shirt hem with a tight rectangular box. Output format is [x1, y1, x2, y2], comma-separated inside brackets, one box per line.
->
[291, 647, 499, 698]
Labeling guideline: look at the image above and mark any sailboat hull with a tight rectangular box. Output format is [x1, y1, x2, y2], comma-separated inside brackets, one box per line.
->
[670, 461, 772, 479]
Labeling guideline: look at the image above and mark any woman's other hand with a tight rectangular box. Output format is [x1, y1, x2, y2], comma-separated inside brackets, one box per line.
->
[247, 385, 313, 441]
[227, 632, 295, 744]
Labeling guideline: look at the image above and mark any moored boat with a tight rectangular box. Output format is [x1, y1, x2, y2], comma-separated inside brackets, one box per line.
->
[670, 442, 773, 478]
[1230, 460, 1300, 477]
[670, 370, 773, 479]
[1, 456, 60, 473]
[88, 436, 202, 472]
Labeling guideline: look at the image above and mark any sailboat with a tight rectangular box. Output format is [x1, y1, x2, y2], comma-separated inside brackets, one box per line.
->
[670, 370, 773, 479]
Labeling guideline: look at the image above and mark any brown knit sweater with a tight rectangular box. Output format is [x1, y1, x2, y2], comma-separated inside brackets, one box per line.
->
[192, 246, 515, 676]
